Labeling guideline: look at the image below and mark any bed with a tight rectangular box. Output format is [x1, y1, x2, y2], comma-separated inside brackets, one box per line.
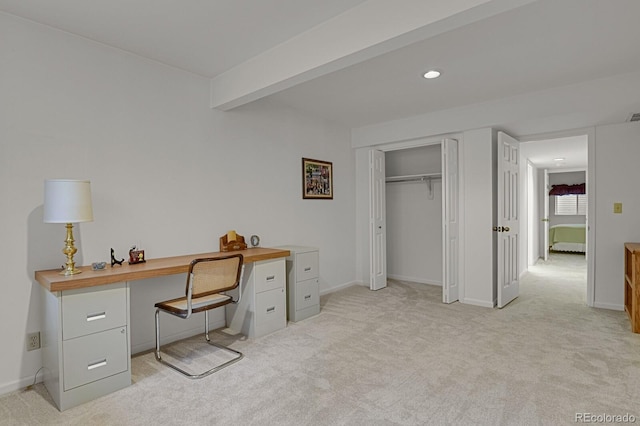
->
[548, 224, 586, 253]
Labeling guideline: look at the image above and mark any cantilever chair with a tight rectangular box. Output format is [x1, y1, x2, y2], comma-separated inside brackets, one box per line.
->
[154, 254, 244, 379]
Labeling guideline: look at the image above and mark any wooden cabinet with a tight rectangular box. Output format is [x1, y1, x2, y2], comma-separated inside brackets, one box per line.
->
[42, 282, 131, 411]
[226, 258, 286, 338]
[624, 243, 640, 333]
[278, 246, 320, 322]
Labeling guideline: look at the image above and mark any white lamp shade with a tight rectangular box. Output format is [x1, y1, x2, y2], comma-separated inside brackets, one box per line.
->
[44, 179, 94, 223]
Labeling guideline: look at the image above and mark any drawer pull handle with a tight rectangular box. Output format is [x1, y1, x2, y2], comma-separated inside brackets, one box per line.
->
[304, 294, 311, 300]
[266, 275, 275, 282]
[87, 359, 107, 370]
[266, 306, 275, 313]
[304, 267, 312, 272]
[87, 312, 106, 322]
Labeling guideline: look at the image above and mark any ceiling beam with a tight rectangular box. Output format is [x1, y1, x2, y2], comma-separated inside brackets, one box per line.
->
[210, 0, 537, 111]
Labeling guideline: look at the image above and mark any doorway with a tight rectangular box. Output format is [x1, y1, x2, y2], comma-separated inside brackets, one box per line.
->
[519, 132, 591, 304]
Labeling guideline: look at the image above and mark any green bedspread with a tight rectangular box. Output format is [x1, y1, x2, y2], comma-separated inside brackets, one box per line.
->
[549, 224, 586, 245]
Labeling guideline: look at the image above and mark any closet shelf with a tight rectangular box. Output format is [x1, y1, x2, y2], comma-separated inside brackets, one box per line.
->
[385, 173, 441, 183]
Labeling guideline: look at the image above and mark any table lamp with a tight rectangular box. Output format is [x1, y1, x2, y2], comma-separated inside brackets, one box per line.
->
[44, 179, 94, 276]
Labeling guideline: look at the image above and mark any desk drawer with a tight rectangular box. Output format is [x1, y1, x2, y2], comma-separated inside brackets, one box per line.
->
[254, 260, 285, 293]
[295, 251, 319, 281]
[255, 287, 286, 337]
[63, 326, 128, 391]
[295, 278, 319, 311]
[62, 283, 127, 340]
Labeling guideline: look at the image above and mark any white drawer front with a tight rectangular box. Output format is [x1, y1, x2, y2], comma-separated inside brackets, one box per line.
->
[255, 288, 286, 337]
[253, 260, 285, 293]
[62, 283, 127, 340]
[63, 326, 129, 391]
[295, 251, 319, 281]
[295, 279, 319, 311]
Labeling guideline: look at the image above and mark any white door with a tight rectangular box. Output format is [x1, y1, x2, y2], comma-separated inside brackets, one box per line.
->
[369, 149, 387, 290]
[442, 139, 459, 303]
[497, 132, 520, 308]
[543, 169, 550, 261]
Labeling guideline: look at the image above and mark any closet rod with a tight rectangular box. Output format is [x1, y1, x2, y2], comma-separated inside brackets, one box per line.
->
[385, 173, 442, 183]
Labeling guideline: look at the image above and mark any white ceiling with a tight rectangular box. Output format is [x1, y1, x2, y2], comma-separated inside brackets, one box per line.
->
[1, 0, 639, 134]
[520, 135, 588, 169]
[0, 0, 368, 77]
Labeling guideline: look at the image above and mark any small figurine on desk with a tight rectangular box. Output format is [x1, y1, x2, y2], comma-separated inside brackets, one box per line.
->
[110, 248, 124, 267]
[129, 245, 146, 264]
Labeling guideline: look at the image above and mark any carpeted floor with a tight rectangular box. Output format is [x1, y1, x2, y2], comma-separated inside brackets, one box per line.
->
[2, 253, 639, 425]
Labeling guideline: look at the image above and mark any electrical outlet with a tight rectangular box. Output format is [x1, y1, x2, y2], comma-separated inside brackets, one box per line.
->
[26, 332, 40, 351]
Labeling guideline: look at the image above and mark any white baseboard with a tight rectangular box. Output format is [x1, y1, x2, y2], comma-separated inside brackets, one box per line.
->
[0, 374, 43, 396]
[388, 274, 442, 286]
[593, 301, 624, 311]
[320, 280, 360, 296]
[461, 298, 495, 308]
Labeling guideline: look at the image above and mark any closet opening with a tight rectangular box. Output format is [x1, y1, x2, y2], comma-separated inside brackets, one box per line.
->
[385, 144, 443, 289]
[370, 138, 459, 303]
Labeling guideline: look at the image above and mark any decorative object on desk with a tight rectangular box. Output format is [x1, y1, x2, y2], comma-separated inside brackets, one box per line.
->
[302, 157, 333, 199]
[128, 246, 146, 264]
[220, 230, 247, 252]
[250, 234, 260, 247]
[91, 261, 107, 271]
[110, 248, 124, 267]
[43, 179, 94, 276]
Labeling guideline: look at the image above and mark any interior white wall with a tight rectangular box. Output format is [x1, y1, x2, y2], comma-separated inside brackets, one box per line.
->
[521, 161, 540, 270]
[548, 171, 586, 227]
[0, 13, 356, 395]
[460, 128, 496, 307]
[385, 145, 442, 285]
[537, 169, 547, 259]
[593, 122, 640, 310]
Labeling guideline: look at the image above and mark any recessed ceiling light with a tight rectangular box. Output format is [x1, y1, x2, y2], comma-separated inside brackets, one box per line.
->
[423, 70, 441, 79]
[553, 157, 565, 161]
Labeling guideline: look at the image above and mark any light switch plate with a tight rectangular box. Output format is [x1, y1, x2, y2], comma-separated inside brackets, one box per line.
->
[614, 202, 622, 214]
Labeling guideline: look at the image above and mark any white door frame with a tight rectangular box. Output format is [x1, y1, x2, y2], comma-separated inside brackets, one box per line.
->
[543, 169, 549, 261]
[442, 138, 460, 303]
[518, 127, 595, 307]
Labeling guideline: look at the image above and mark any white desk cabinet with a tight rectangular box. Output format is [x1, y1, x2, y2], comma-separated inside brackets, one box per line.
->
[277, 246, 320, 322]
[226, 258, 286, 338]
[42, 282, 131, 411]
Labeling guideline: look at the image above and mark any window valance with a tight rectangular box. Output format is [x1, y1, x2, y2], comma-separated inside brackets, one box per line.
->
[549, 183, 586, 196]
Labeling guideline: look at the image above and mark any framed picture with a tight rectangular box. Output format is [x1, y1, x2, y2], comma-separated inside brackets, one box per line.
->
[302, 158, 333, 199]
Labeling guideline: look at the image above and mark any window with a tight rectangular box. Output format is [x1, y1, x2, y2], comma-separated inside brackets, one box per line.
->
[555, 194, 587, 215]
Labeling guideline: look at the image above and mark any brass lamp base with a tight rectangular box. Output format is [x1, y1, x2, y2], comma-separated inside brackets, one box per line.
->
[60, 223, 82, 276]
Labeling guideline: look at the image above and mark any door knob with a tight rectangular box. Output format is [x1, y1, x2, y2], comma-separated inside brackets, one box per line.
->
[503, 226, 510, 232]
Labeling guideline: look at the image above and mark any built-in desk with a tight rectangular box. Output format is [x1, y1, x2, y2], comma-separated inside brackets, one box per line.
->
[35, 247, 289, 411]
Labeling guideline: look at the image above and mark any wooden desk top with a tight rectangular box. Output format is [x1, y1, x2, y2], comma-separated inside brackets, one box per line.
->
[35, 247, 290, 292]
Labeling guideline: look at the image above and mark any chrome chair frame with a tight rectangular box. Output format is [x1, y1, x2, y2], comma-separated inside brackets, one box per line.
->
[154, 254, 244, 379]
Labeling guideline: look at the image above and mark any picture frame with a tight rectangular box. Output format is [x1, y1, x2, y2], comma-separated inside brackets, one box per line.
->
[302, 157, 333, 199]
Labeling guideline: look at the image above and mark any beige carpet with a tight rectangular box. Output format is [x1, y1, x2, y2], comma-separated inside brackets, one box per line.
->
[2, 253, 639, 425]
